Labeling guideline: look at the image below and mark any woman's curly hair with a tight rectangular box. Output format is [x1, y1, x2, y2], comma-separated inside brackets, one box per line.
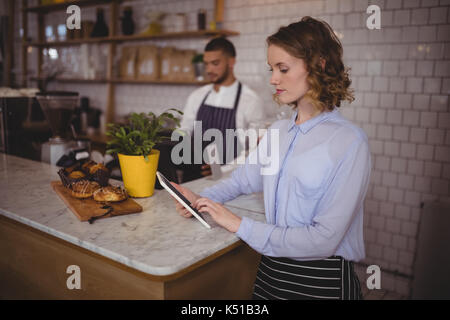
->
[267, 16, 354, 111]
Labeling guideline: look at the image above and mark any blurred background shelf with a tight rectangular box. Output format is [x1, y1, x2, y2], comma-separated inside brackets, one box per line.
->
[24, 0, 127, 14]
[21, 0, 236, 124]
[25, 30, 240, 47]
[30, 76, 108, 84]
[108, 78, 209, 85]
[30, 77, 209, 85]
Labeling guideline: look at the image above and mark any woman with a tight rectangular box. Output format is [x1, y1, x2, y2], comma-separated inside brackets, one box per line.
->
[171, 16, 371, 300]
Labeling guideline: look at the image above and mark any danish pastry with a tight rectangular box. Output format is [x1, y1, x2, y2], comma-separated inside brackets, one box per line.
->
[89, 163, 110, 186]
[58, 167, 85, 188]
[71, 180, 101, 199]
[89, 163, 108, 175]
[65, 163, 80, 174]
[81, 160, 96, 174]
[68, 170, 86, 179]
[93, 185, 128, 202]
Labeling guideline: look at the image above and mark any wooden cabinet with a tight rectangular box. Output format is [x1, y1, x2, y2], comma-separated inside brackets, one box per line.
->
[0, 214, 261, 299]
[21, 0, 239, 123]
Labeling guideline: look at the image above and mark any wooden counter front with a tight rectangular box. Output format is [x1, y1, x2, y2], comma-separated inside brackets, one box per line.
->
[0, 215, 261, 299]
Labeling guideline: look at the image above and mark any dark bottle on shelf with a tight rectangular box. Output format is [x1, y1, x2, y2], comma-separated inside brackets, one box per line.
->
[90, 8, 109, 38]
[120, 6, 135, 36]
[197, 9, 206, 30]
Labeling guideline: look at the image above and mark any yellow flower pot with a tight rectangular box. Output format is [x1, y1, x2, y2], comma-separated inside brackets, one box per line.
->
[118, 149, 160, 198]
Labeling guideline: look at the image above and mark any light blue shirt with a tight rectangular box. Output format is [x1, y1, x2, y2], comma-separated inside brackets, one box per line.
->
[200, 108, 371, 262]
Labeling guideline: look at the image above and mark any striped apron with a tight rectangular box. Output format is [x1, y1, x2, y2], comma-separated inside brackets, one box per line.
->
[252, 255, 363, 300]
[196, 82, 242, 164]
[179, 82, 242, 182]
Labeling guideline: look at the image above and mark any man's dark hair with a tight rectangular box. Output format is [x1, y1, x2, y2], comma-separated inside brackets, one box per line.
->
[204, 37, 236, 57]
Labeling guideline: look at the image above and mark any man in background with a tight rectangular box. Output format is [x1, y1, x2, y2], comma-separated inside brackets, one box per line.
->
[178, 37, 266, 180]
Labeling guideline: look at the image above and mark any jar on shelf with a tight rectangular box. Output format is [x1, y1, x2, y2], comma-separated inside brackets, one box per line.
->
[173, 13, 187, 33]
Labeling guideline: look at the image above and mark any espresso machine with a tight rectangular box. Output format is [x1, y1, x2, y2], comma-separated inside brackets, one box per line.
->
[36, 91, 89, 166]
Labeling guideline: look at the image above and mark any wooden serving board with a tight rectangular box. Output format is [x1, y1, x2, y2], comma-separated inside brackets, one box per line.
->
[51, 181, 143, 222]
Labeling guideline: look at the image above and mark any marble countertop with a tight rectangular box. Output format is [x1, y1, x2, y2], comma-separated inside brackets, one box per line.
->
[0, 154, 265, 276]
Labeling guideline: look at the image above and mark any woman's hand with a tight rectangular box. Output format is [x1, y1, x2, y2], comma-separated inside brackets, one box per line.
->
[170, 182, 200, 218]
[192, 198, 242, 233]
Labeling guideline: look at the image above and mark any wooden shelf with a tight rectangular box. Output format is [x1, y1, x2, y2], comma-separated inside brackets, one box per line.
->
[21, 0, 231, 124]
[25, 30, 240, 47]
[109, 78, 209, 85]
[30, 77, 208, 86]
[24, 0, 124, 14]
[27, 37, 111, 47]
[30, 76, 107, 83]
[112, 30, 240, 41]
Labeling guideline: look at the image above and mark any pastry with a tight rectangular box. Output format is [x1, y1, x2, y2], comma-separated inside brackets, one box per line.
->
[68, 170, 86, 179]
[71, 180, 101, 199]
[81, 160, 96, 174]
[65, 163, 80, 174]
[93, 185, 127, 202]
[89, 163, 110, 186]
[58, 168, 85, 188]
[89, 163, 108, 174]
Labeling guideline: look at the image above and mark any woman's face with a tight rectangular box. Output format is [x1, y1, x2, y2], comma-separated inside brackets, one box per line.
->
[267, 44, 310, 105]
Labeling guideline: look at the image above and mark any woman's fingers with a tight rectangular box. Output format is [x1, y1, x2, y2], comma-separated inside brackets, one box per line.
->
[169, 181, 198, 218]
[170, 181, 199, 204]
[174, 199, 192, 217]
[182, 211, 192, 217]
[190, 197, 242, 233]
[170, 181, 183, 193]
[197, 201, 215, 214]
[193, 198, 219, 211]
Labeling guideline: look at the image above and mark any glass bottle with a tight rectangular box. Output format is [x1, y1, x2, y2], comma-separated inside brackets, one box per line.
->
[120, 6, 135, 36]
[197, 9, 206, 30]
[90, 8, 109, 38]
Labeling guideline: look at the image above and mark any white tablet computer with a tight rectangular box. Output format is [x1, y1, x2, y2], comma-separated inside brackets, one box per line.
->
[156, 171, 211, 229]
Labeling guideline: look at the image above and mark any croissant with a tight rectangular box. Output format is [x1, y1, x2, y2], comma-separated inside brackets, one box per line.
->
[71, 180, 101, 199]
[93, 186, 128, 202]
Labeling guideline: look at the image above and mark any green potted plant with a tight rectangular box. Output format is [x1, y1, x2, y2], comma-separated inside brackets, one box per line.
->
[106, 109, 182, 197]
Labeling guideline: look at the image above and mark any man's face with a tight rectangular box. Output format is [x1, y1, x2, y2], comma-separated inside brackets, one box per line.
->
[203, 50, 235, 84]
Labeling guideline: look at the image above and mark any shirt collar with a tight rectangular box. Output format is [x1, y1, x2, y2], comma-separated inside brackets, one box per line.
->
[288, 108, 339, 134]
[213, 80, 238, 95]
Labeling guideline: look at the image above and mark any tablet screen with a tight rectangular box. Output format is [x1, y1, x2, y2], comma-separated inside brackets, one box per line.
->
[156, 171, 210, 228]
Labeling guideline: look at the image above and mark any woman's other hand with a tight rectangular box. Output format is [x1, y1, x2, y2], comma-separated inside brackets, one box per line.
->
[193, 198, 242, 233]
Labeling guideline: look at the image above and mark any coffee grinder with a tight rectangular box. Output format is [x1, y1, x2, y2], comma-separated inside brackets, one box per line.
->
[36, 91, 89, 165]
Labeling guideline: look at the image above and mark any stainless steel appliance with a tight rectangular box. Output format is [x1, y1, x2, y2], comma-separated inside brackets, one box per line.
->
[36, 91, 88, 165]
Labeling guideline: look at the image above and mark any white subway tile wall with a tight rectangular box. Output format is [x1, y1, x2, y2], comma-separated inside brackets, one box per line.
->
[10, 0, 450, 298]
